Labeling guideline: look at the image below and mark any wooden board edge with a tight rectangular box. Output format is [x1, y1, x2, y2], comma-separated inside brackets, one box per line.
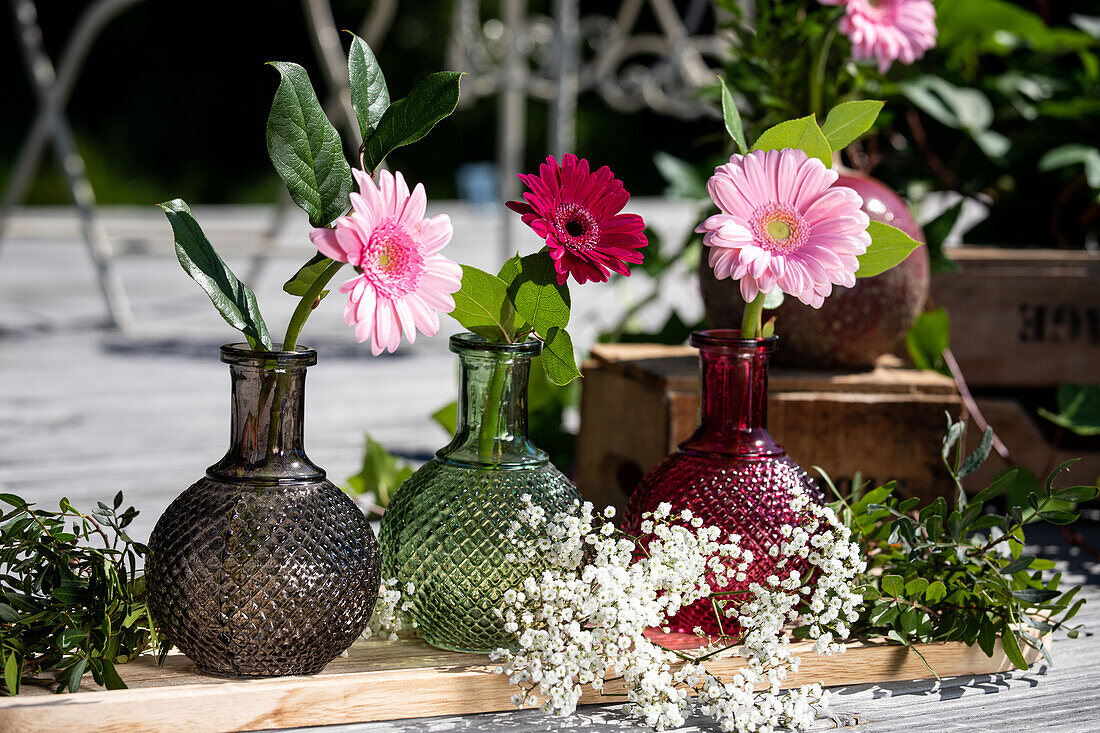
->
[0, 636, 1045, 733]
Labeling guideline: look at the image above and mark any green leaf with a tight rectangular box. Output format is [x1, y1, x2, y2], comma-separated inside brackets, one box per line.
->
[1000, 554, 1035, 575]
[719, 77, 748, 154]
[1038, 384, 1100, 436]
[999, 623, 1029, 670]
[905, 308, 950, 373]
[1036, 509, 1080, 525]
[972, 468, 1017, 506]
[158, 200, 272, 350]
[283, 252, 337, 302]
[506, 252, 571, 340]
[1012, 588, 1061, 605]
[449, 265, 516, 341]
[541, 327, 582, 387]
[751, 115, 832, 166]
[925, 580, 947, 604]
[431, 400, 458, 435]
[857, 221, 923, 278]
[1054, 485, 1100, 502]
[344, 434, 413, 508]
[959, 427, 994, 478]
[67, 657, 89, 693]
[0, 603, 19, 622]
[922, 200, 963, 275]
[362, 72, 463, 173]
[820, 100, 884, 151]
[905, 578, 929, 597]
[977, 616, 997, 657]
[881, 574, 904, 598]
[347, 33, 390, 141]
[99, 658, 127, 690]
[266, 62, 354, 227]
[653, 152, 707, 200]
[3, 652, 19, 695]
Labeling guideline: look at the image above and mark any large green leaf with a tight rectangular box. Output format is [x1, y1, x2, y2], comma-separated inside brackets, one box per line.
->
[159, 199, 272, 349]
[1038, 384, 1100, 436]
[905, 308, 950, 374]
[505, 252, 571, 339]
[347, 33, 389, 141]
[820, 100, 884, 151]
[283, 252, 337, 304]
[541, 326, 582, 386]
[751, 115, 832, 166]
[362, 72, 462, 173]
[266, 62, 354, 227]
[719, 77, 748, 154]
[449, 265, 516, 341]
[856, 221, 923, 278]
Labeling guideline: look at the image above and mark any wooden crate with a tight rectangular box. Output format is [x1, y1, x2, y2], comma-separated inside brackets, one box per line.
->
[0, 633, 1041, 733]
[575, 344, 962, 515]
[930, 247, 1100, 388]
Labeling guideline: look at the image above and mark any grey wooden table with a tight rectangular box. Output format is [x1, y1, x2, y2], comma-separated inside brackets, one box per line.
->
[2, 206, 1098, 732]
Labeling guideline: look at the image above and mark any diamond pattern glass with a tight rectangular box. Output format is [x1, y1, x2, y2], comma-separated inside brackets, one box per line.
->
[379, 334, 581, 652]
[147, 345, 381, 677]
[623, 330, 819, 635]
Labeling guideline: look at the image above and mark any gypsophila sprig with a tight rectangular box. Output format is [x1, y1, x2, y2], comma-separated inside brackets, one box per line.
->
[490, 489, 864, 732]
[361, 578, 417, 641]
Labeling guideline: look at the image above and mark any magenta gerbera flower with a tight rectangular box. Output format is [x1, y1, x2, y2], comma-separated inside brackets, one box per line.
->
[506, 153, 647, 285]
[309, 169, 462, 356]
[822, 0, 937, 73]
[696, 149, 870, 309]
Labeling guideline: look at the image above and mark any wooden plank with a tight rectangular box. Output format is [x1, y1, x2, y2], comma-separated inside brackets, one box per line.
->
[0, 633, 1042, 733]
[930, 247, 1100, 388]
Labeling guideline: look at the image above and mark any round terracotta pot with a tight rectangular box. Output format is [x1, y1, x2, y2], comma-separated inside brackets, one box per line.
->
[699, 171, 930, 368]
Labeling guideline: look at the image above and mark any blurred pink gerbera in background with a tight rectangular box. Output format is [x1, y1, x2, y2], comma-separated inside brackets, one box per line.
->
[696, 149, 870, 308]
[506, 153, 647, 285]
[310, 169, 462, 355]
[822, 0, 937, 73]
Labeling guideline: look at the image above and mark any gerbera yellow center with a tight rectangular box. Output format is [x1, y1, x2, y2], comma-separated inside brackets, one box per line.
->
[750, 203, 809, 254]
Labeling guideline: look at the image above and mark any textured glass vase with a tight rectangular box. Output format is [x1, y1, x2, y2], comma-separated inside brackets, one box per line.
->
[623, 330, 818, 635]
[147, 344, 381, 678]
[379, 333, 580, 652]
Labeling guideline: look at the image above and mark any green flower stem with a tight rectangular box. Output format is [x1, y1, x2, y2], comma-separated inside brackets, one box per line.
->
[740, 292, 767, 339]
[809, 13, 841, 119]
[282, 259, 346, 351]
[478, 358, 508, 464]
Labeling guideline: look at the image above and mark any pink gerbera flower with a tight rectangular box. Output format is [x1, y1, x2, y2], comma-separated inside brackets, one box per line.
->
[506, 153, 647, 285]
[822, 0, 937, 73]
[696, 149, 870, 308]
[309, 169, 462, 355]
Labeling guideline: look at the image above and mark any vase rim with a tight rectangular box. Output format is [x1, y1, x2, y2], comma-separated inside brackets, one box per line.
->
[449, 332, 542, 357]
[220, 343, 318, 367]
[690, 329, 778, 351]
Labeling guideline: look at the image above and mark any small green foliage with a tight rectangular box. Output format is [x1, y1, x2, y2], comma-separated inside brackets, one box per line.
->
[1038, 384, 1100, 436]
[751, 115, 832, 166]
[282, 252, 335, 303]
[344, 434, 414, 513]
[820, 418, 1094, 672]
[856, 221, 923, 278]
[361, 72, 463, 174]
[820, 100, 884, 152]
[346, 33, 390, 142]
[905, 308, 950, 374]
[159, 199, 272, 350]
[450, 265, 518, 342]
[0, 493, 155, 695]
[266, 62, 354, 227]
[719, 77, 748, 155]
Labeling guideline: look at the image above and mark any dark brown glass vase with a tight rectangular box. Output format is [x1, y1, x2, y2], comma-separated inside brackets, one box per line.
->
[146, 344, 380, 678]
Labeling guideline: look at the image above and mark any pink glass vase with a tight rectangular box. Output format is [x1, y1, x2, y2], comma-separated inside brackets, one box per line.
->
[623, 330, 819, 635]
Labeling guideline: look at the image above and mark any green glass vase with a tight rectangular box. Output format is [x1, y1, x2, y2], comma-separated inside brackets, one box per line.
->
[379, 333, 579, 652]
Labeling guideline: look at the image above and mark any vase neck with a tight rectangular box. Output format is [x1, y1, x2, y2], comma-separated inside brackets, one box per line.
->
[207, 345, 325, 483]
[438, 334, 546, 468]
[680, 330, 784, 459]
